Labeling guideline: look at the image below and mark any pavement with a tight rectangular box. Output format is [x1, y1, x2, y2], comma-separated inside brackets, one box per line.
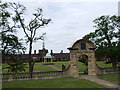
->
[79, 75, 120, 89]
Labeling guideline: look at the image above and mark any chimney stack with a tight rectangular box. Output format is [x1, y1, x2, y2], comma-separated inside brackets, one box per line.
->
[39, 50, 41, 54]
[51, 50, 53, 55]
[34, 50, 36, 54]
[60, 50, 63, 53]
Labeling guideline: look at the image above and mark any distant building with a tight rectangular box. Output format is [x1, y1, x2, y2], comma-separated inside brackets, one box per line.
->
[2, 38, 70, 63]
[2, 48, 70, 63]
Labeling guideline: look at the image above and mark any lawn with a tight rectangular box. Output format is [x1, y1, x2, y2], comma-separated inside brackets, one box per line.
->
[53, 61, 69, 70]
[2, 62, 56, 73]
[97, 73, 120, 85]
[52, 61, 86, 72]
[2, 61, 118, 88]
[52, 61, 112, 73]
[96, 61, 112, 67]
[53, 61, 112, 72]
[2, 77, 105, 88]
[33, 62, 56, 72]
[2, 61, 113, 73]
[78, 62, 87, 72]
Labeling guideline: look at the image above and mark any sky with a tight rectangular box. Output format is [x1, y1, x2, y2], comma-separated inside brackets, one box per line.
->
[3, 0, 119, 53]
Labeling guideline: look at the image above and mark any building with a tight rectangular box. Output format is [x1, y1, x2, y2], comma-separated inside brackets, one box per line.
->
[2, 48, 70, 63]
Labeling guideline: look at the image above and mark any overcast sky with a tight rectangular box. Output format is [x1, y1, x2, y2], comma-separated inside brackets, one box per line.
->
[3, 0, 119, 53]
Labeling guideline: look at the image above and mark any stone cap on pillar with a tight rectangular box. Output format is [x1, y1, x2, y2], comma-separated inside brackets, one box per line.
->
[67, 47, 78, 50]
[89, 48, 96, 50]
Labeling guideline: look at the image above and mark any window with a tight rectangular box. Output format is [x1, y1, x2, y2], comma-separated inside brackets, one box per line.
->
[80, 43, 86, 50]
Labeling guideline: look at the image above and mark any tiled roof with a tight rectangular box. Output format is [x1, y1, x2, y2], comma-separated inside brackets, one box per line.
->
[2, 53, 70, 62]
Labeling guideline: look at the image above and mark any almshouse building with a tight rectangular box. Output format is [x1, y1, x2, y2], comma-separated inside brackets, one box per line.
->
[2, 48, 70, 63]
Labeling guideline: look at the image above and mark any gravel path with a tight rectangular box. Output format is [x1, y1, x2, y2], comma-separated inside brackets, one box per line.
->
[49, 65, 61, 71]
[79, 75, 120, 88]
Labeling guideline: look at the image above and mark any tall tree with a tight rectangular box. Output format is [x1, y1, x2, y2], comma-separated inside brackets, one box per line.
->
[0, 2, 25, 55]
[83, 15, 120, 69]
[9, 2, 51, 77]
[0, 2, 27, 73]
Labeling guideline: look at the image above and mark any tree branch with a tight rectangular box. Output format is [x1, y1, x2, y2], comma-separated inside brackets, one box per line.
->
[16, 11, 29, 38]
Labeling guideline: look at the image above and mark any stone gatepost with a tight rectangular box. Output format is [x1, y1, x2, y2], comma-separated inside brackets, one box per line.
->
[67, 48, 79, 77]
[88, 52, 96, 75]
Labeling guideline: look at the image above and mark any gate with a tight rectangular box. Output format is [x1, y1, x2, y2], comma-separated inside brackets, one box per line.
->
[67, 39, 96, 77]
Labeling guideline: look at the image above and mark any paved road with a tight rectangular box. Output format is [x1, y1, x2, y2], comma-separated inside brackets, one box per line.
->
[79, 75, 120, 88]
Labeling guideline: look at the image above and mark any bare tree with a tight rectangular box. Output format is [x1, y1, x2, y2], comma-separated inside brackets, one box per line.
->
[9, 2, 51, 77]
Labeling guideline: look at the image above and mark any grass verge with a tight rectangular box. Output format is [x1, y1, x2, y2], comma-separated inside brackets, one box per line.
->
[2, 77, 105, 88]
[97, 73, 120, 85]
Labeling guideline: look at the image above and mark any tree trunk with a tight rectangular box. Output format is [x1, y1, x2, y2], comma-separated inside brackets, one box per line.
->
[112, 61, 117, 71]
[31, 62, 35, 73]
[29, 41, 33, 78]
[110, 56, 117, 71]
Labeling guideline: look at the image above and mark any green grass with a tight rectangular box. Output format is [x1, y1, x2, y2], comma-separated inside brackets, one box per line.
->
[53, 61, 113, 72]
[96, 61, 120, 67]
[2, 61, 118, 88]
[52, 61, 86, 72]
[33, 62, 56, 72]
[78, 62, 86, 72]
[2, 61, 113, 73]
[2, 62, 56, 73]
[97, 73, 120, 85]
[96, 61, 112, 67]
[2, 63, 9, 73]
[53, 61, 69, 70]
[2, 77, 105, 88]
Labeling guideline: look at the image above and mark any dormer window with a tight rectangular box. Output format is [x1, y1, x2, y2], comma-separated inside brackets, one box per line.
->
[80, 43, 86, 50]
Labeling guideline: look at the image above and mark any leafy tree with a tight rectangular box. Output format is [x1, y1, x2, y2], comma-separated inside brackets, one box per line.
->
[83, 15, 120, 69]
[0, 2, 26, 72]
[0, 2, 26, 54]
[2, 62, 28, 73]
[8, 2, 51, 77]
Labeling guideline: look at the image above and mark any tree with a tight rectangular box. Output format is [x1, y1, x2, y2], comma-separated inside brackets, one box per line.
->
[83, 15, 120, 69]
[9, 2, 51, 77]
[0, 2, 26, 54]
[0, 2, 27, 72]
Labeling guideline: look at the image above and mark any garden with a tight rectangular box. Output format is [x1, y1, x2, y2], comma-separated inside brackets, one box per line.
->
[2, 61, 120, 88]
[1, 1, 119, 89]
